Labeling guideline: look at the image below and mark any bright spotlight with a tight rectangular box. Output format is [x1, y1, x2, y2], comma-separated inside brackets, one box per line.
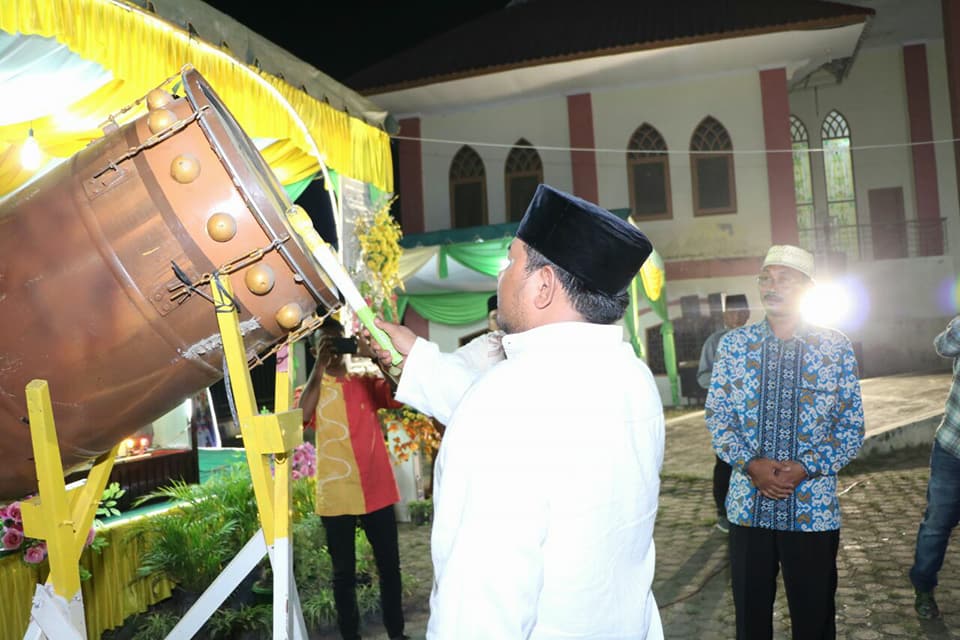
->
[801, 281, 852, 328]
[21, 129, 43, 171]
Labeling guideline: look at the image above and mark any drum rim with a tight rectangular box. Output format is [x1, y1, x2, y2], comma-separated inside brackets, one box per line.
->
[180, 68, 340, 312]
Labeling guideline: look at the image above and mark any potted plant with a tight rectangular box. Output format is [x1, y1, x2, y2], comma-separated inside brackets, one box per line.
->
[407, 499, 433, 526]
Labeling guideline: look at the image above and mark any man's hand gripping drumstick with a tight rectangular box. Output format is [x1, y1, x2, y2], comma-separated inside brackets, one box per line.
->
[359, 319, 418, 383]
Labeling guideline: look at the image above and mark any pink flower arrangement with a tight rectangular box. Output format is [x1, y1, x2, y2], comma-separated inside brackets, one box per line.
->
[3, 527, 23, 550]
[1, 499, 95, 565]
[23, 542, 47, 564]
[267, 442, 317, 480]
[291, 442, 316, 480]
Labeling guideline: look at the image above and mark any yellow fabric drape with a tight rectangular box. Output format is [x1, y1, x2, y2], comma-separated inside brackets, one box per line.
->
[0, 79, 136, 194]
[259, 138, 322, 187]
[398, 246, 438, 282]
[0, 0, 393, 194]
[2, 519, 174, 638]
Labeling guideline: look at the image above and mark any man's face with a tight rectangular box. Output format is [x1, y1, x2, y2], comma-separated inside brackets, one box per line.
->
[723, 308, 750, 329]
[496, 239, 536, 334]
[487, 309, 499, 332]
[313, 323, 347, 373]
[758, 265, 811, 319]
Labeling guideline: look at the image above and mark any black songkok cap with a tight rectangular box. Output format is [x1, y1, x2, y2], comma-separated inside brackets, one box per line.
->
[516, 184, 653, 295]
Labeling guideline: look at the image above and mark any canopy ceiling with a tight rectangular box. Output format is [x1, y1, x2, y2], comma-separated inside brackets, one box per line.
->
[0, 0, 395, 198]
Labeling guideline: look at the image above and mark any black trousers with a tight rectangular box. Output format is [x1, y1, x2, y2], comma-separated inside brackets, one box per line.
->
[713, 455, 732, 517]
[729, 524, 839, 640]
[322, 505, 405, 640]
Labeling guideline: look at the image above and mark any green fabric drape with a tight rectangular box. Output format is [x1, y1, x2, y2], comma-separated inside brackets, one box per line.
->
[284, 173, 315, 202]
[441, 237, 511, 278]
[438, 245, 449, 279]
[325, 168, 340, 195]
[399, 291, 494, 325]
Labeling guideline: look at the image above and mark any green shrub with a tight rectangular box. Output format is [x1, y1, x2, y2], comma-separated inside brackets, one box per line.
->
[129, 462, 389, 635]
[129, 465, 260, 594]
[291, 513, 382, 627]
[131, 611, 179, 640]
[407, 499, 433, 525]
[207, 604, 272, 638]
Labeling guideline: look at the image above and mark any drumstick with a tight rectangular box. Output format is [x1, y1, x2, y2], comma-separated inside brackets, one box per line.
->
[286, 208, 403, 365]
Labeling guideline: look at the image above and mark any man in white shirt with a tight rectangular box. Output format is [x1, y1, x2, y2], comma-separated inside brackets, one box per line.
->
[369, 184, 665, 639]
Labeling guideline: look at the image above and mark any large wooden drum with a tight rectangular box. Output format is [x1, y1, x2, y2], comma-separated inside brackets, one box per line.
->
[0, 68, 339, 500]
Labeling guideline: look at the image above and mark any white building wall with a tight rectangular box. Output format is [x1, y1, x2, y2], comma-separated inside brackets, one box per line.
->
[418, 97, 572, 232]
[789, 46, 915, 230]
[781, 41, 960, 380]
[404, 11, 960, 399]
[593, 70, 773, 261]
[844, 256, 956, 375]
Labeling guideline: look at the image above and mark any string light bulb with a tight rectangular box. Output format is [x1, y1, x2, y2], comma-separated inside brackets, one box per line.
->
[21, 128, 43, 171]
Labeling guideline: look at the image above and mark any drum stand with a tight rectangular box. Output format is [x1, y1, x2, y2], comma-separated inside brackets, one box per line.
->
[19, 272, 307, 640]
[164, 273, 308, 639]
[19, 380, 120, 640]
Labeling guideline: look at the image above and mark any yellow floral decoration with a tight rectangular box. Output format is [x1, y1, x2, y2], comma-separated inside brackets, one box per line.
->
[354, 198, 404, 320]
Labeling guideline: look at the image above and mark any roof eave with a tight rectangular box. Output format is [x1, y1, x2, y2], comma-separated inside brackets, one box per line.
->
[358, 13, 873, 97]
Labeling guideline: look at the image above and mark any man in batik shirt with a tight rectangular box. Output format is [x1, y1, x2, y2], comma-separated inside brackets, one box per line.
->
[706, 244, 864, 640]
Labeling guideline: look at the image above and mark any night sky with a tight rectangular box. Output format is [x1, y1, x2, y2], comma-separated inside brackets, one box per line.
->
[203, 1, 507, 85]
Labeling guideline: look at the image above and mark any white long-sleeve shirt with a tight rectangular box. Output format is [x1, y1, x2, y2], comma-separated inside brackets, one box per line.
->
[397, 322, 665, 639]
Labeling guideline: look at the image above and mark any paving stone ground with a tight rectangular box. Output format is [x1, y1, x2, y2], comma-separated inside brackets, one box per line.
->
[335, 373, 960, 639]
[655, 411, 960, 640]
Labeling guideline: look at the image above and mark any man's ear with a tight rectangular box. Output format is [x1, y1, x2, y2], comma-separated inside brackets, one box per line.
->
[532, 265, 558, 310]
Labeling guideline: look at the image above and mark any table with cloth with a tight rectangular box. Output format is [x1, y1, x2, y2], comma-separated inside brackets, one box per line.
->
[2, 447, 247, 637]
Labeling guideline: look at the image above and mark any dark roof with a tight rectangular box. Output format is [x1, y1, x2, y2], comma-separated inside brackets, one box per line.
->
[347, 0, 874, 94]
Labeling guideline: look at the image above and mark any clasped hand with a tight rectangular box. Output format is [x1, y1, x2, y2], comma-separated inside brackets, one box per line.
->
[746, 458, 808, 500]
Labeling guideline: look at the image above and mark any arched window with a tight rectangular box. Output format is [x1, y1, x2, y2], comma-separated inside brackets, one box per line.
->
[504, 139, 542, 222]
[690, 116, 737, 215]
[449, 145, 487, 229]
[791, 115, 815, 234]
[627, 123, 672, 220]
[821, 110, 858, 257]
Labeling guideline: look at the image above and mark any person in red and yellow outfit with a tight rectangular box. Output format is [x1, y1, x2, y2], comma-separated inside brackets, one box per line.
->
[298, 316, 408, 640]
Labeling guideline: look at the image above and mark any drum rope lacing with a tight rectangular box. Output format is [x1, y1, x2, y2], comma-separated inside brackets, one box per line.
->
[168, 236, 291, 305]
[188, 265, 340, 369]
[97, 66, 190, 131]
[90, 106, 210, 182]
[211, 268, 339, 429]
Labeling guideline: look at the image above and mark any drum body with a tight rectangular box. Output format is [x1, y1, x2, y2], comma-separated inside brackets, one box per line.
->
[0, 69, 338, 500]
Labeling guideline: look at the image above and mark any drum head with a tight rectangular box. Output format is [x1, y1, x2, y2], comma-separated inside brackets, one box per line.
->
[182, 68, 340, 311]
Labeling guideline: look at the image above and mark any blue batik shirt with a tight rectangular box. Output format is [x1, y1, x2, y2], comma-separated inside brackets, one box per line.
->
[705, 319, 864, 532]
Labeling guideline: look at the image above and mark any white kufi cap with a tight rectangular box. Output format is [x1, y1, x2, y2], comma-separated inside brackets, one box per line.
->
[761, 245, 815, 280]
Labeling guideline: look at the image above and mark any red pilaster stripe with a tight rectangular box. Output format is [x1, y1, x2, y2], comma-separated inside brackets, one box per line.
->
[566, 93, 599, 203]
[943, 0, 960, 213]
[397, 117, 425, 235]
[759, 68, 798, 245]
[903, 43, 944, 256]
[664, 256, 763, 281]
